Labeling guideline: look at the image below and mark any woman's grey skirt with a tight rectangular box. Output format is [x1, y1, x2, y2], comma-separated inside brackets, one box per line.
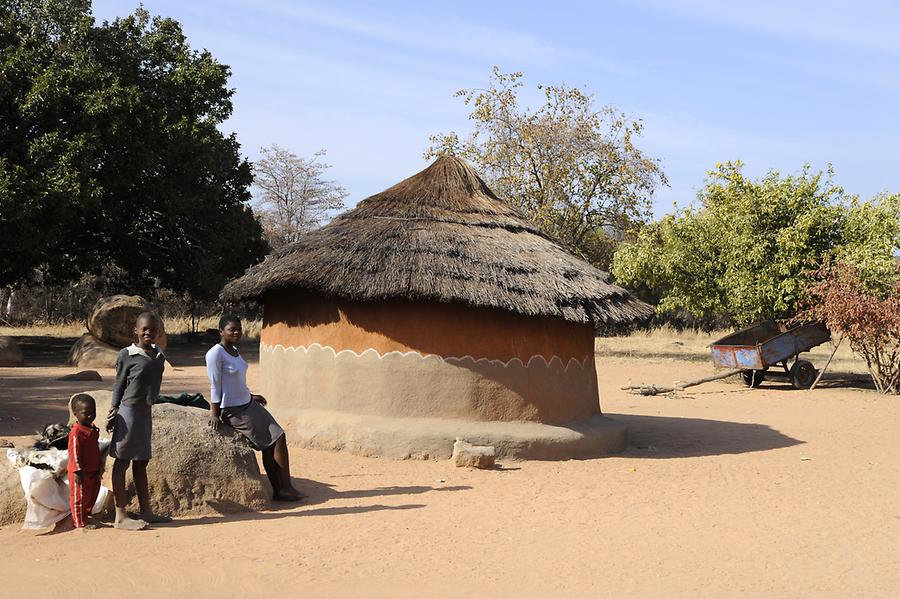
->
[110, 404, 152, 461]
[222, 400, 284, 450]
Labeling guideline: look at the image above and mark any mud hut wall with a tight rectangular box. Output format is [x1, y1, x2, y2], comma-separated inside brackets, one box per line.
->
[259, 290, 601, 424]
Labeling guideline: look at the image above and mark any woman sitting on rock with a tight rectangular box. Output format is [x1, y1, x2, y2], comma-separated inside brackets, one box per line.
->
[205, 314, 304, 501]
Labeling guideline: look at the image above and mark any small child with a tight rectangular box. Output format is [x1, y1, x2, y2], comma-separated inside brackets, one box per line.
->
[68, 393, 101, 530]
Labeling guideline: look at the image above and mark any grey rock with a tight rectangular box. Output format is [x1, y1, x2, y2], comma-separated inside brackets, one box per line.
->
[0, 336, 24, 367]
[87, 295, 167, 348]
[0, 458, 25, 526]
[65, 333, 121, 368]
[452, 438, 496, 469]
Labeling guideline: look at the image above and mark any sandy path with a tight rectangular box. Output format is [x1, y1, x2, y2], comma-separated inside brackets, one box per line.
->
[1, 352, 898, 598]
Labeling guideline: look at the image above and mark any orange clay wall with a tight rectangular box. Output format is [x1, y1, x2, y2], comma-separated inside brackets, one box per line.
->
[259, 290, 602, 424]
[261, 290, 592, 362]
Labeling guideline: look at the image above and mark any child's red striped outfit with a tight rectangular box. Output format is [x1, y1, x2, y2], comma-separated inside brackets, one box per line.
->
[67, 422, 101, 528]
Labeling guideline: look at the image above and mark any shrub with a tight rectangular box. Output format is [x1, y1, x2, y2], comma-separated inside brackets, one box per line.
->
[802, 262, 900, 394]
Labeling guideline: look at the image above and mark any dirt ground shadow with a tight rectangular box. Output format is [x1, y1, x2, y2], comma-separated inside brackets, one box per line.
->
[718, 371, 875, 393]
[13, 336, 79, 367]
[608, 413, 803, 459]
[0, 379, 77, 436]
[293, 479, 472, 508]
[162, 480, 473, 527]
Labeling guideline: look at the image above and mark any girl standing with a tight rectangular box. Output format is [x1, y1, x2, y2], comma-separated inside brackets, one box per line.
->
[107, 312, 171, 529]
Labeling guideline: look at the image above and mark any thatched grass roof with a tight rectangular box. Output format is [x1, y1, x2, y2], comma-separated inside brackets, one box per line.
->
[221, 156, 653, 325]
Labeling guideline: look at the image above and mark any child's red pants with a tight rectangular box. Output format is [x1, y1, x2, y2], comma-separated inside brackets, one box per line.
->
[68, 472, 100, 528]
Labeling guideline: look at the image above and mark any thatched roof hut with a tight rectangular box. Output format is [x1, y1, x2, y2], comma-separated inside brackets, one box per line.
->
[221, 156, 651, 325]
[222, 156, 650, 459]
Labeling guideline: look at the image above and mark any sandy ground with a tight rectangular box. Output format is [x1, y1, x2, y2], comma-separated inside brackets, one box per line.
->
[1, 336, 898, 598]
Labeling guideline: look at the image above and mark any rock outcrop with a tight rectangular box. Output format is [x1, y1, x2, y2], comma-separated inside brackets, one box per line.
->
[65, 333, 121, 369]
[0, 457, 25, 526]
[0, 336, 25, 367]
[66, 295, 168, 368]
[87, 295, 168, 349]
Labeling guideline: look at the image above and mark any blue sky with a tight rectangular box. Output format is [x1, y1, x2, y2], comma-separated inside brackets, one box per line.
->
[91, 0, 900, 216]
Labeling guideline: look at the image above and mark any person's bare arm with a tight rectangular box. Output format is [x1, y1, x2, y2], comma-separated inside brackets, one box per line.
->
[209, 402, 221, 431]
[206, 349, 223, 430]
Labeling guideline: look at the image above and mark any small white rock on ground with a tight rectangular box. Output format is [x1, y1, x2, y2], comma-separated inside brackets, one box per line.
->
[452, 438, 496, 469]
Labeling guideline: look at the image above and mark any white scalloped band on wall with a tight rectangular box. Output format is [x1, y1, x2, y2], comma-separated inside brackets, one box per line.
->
[259, 341, 590, 372]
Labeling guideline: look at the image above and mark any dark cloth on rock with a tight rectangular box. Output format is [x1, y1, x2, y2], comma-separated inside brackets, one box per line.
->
[156, 392, 209, 410]
[35, 423, 70, 450]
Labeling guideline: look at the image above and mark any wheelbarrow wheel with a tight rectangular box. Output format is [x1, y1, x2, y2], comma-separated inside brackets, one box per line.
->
[741, 370, 765, 387]
[790, 360, 817, 389]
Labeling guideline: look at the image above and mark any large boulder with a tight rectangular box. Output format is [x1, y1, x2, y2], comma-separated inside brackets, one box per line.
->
[65, 333, 121, 368]
[87, 295, 167, 349]
[80, 391, 269, 516]
[0, 336, 25, 367]
[0, 456, 26, 526]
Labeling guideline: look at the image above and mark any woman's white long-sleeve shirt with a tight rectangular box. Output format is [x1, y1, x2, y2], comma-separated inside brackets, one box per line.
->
[205, 344, 252, 408]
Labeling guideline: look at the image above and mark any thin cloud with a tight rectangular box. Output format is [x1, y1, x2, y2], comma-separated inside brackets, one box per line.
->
[225, 0, 640, 75]
[632, 0, 900, 54]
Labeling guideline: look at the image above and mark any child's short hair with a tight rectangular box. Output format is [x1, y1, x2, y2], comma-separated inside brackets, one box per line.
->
[135, 311, 160, 326]
[70, 393, 95, 411]
[219, 313, 241, 330]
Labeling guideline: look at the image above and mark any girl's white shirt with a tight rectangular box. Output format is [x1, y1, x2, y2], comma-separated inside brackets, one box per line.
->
[205, 344, 252, 408]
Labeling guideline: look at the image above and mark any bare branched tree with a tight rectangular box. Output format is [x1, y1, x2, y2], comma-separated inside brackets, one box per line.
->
[252, 145, 348, 249]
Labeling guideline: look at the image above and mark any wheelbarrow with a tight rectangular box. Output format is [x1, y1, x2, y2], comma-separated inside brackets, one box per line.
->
[710, 321, 832, 389]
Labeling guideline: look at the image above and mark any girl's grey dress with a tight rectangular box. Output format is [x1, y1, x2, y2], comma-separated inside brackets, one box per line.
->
[110, 344, 165, 460]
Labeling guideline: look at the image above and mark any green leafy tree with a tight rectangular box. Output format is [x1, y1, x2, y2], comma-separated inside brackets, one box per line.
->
[835, 193, 900, 293]
[426, 67, 667, 268]
[0, 1, 267, 300]
[612, 162, 899, 325]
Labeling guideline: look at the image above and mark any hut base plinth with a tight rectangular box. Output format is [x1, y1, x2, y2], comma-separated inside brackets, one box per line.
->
[278, 410, 627, 460]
